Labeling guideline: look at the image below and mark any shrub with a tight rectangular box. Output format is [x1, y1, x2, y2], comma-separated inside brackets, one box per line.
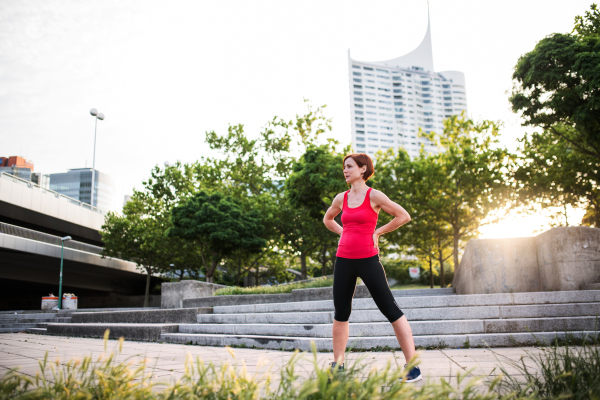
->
[0, 333, 509, 400]
[214, 276, 334, 296]
[493, 331, 600, 399]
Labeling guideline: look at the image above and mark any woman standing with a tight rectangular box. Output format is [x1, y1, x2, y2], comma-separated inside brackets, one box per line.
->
[322, 153, 421, 382]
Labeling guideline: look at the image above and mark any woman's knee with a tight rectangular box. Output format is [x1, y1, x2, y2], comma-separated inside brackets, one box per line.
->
[333, 310, 351, 322]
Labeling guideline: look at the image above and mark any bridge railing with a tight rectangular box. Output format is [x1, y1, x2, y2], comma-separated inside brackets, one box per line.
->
[0, 172, 104, 214]
[0, 222, 104, 255]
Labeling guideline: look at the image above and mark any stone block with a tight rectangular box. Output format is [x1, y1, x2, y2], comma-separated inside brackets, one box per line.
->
[71, 308, 211, 324]
[499, 303, 600, 319]
[467, 331, 599, 348]
[45, 323, 179, 341]
[454, 237, 540, 295]
[483, 316, 598, 334]
[536, 227, 600, 291]
[161, 280, 227, 308]
[582, 283, 600, 290]
[183, 293, 293, 308]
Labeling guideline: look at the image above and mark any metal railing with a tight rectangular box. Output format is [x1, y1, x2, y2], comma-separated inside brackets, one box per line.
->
[0, 222, 104, 255]
[0, 172, 104, 214]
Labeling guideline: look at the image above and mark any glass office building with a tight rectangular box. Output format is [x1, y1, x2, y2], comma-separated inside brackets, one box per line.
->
[49, 168, 115, 212]
[348, 7, 468, 159]
[0, 167, 32, 181]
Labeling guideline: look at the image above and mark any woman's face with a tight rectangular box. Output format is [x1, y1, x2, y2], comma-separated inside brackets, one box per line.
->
[343, 157, 366, 184]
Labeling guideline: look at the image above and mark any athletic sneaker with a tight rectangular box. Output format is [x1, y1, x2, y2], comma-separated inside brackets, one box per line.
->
[329, 361, 345, 373]
[403, 365, 422, 383]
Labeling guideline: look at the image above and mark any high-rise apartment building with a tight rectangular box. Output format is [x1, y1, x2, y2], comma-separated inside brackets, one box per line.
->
[0, 156, 34, 181]
[48, 168, 115, 212]
[348, 9, 467, 158]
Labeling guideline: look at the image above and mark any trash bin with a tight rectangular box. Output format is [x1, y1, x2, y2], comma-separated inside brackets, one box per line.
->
[41, 296, 58, 310]
[61, 295, 78, 310]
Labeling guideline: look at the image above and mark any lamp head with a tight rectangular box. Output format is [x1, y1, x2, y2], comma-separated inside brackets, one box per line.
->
[97, 113, 105, 120]
[90, 108, 98, 116]
[61, 236, 72, 241]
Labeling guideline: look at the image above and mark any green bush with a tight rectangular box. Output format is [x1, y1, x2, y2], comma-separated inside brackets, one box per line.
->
[0, 333, 512, 400]
[381, 258, 454, 287]
[493, 332, 600, 399]
[4, 330, 599, 399]
[214, 276, 334, 296]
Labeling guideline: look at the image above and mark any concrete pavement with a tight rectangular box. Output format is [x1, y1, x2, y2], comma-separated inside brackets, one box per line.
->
[0, 333, 543, 389]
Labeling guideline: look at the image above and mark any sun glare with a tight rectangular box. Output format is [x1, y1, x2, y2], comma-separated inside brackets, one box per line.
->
[478, 205, 587, 239]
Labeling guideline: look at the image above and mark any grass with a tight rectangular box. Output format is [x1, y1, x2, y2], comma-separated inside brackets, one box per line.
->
[214, 276, 334, 296]
[389, 284, 433, 291]
[492, 332, 600, 399]
[0, 331, 505, 400]
[2, 330, 599, 399]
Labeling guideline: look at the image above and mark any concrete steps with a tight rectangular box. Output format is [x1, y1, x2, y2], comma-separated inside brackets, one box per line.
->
[165, 290, 600, 350]
[176, 316, 599, 337]
[0, 312, 73, 333]
[24, 290, 600, 350]
[162, 330, 599, 351]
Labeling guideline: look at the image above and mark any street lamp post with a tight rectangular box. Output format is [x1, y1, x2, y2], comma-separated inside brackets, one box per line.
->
[89, 109, 105, 209]
[58, 236, 72, 310]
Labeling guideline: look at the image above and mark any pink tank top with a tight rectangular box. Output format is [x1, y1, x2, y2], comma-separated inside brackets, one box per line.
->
[336, 188, 379, 259]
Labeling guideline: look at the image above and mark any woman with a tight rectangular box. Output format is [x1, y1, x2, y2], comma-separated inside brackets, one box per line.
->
[322, 153, 421, 382]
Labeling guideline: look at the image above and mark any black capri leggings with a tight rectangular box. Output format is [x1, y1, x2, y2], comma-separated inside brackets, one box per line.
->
[333, 255, 404, 323]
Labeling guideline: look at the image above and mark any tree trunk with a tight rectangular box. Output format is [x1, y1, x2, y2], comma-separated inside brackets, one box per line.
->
[300, 251, 308, 280]
[255, 263, 259, 286]
[453, 226, 460, 274]
[206, 258, 218, 283]
[438, 237, 445, 288]
[321, 245, 327, 277]
[428, 258, 434, 289]
[235, 257, 242, 286]
[144, 267, 151, 307]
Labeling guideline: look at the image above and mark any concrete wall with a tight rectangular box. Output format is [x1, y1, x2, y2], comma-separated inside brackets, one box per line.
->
[454, 226, 600, 294]
[453, 237, 540, 295]
[0, 174, 104, 231]
[161, 281, 228, 309]
[537, 227, 600, 291]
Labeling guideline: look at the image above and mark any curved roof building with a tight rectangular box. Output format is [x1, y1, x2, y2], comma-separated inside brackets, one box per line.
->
[348, 6, 467, 158]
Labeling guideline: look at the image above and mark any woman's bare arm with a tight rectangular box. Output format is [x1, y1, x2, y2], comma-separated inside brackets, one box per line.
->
[371, 190, 411, 249]
[323, 193, 345, 235]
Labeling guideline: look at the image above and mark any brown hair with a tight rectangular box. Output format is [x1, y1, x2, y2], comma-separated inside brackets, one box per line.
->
[343, 153, 374, 181]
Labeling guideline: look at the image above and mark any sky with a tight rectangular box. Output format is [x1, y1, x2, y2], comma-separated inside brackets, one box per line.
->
[0, 0, 592, 237]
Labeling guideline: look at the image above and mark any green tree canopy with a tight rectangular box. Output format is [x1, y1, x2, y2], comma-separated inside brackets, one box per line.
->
[101, 195, 177, 307]
[168, 191, 267, 282]
[510, 4, 600, 160]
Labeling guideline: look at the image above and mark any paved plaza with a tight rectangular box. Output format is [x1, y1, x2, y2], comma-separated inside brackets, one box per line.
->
[0, 333, 543, 389]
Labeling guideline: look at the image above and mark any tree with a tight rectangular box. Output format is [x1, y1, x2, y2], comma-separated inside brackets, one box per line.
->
[509, 4, 600, 161]
[101, 195, 175, 307]
[373, 148, 454, 287]
[423, 114, 513, 271]
[510, 5, 600, 226]
[284, 145, 349, 278]
[203, 101, 341, 281]
[168, 191, 267, 283]
[513, 129, 598, 226]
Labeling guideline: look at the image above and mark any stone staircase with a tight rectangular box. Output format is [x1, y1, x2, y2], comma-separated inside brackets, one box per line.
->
[0, 307, 158, 334]
[0, 310, 73, 333]
[163, 290, 600, 350]
[23, 289, 600, 350]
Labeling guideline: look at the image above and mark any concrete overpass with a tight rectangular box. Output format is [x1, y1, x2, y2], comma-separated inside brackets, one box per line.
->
[0, 173, 153, 310]
[0, 172, 104, 245]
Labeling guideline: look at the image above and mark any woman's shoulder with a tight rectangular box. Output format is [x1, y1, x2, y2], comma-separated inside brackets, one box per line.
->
[368, 188, 389, 202]
[332, 191, 347, 205]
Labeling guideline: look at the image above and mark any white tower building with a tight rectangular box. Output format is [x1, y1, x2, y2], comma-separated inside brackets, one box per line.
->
[348, 6, 467, 158]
